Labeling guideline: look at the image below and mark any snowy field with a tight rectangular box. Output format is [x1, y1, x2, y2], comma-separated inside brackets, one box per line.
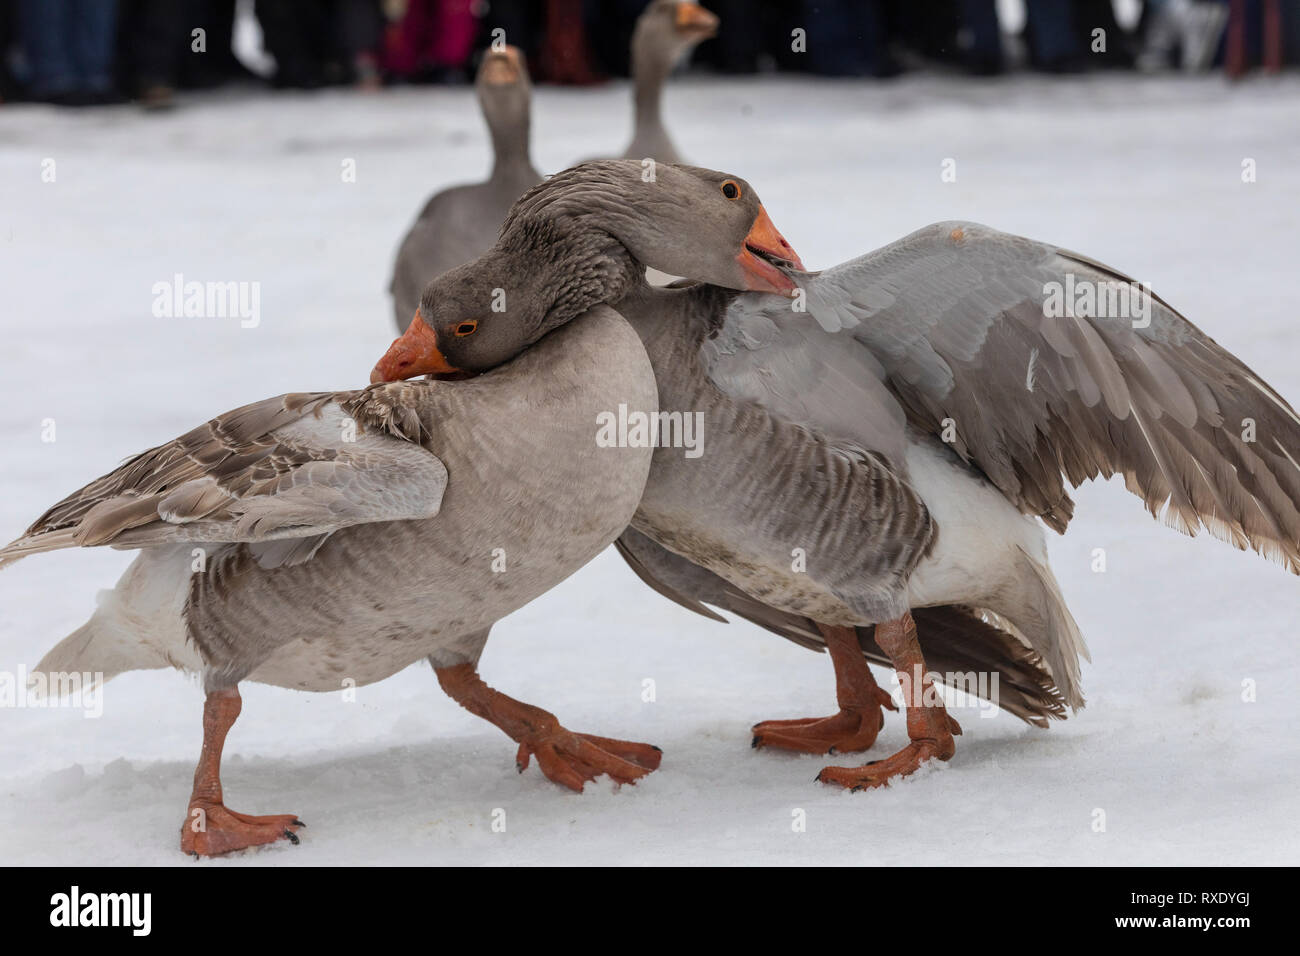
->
[1, 73, 1298, 866]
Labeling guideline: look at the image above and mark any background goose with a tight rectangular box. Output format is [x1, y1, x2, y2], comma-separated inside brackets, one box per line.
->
[608, 220, 1300, 788]
[619, 0, 719, 165]
[389, 45, 540, 334]
[1, 164, 793, 855]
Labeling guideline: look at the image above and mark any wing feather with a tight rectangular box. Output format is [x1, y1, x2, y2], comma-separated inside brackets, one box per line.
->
[1, 383, 449, 570]
[787, 221, 1300, 572]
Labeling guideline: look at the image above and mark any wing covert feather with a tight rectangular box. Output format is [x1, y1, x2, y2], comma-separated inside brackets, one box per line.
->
[790, 221, 1300, 571]
[2, 384, 449, 570]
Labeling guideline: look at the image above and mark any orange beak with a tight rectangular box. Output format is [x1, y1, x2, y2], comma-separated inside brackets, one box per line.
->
[736, 205, 805, 295]
[675, 2, 720, 37]
[371, 311, 461, 383]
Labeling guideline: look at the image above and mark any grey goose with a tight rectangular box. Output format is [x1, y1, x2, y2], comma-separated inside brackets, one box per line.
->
[0, 162, 800, 855]
[614, 221, 1300, 788]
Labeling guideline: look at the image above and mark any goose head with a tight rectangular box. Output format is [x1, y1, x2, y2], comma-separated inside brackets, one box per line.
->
[371, 160, 803, 383]
[502, 160, 804, 293]
[634, 0, 720, 71]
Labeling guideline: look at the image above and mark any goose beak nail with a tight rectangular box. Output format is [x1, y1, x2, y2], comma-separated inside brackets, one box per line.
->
[371, 310, 459, 383]
[738, 205, 805, 295]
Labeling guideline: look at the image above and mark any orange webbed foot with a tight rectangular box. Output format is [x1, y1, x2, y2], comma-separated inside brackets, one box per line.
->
[515, 730, 662, 792]
[434, 663, 662, 793]
[752, 683, 898, 755]
[816, 738, 952, 790]
[180, 801, 305, 857]
[816, 710, 960, 790]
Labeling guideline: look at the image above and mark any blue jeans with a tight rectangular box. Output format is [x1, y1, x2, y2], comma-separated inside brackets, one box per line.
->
[18, 0, 118, 96]
[1025, 0, 1077, 65]
[800, 0, 890, 76]
[959, 0, 1002, 61]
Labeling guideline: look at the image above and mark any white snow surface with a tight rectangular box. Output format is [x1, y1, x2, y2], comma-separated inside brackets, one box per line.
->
[1, 74, 1297, 866]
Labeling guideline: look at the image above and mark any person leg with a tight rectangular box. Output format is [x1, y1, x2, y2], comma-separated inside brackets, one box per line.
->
[70, 0, 120, 94]
[17, 0, 77, 99]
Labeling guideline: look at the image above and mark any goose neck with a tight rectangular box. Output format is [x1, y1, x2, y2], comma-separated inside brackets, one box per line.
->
[631, 48, 670, 139]
[494, 225, 646, 341]
[488, 116, 532, 182]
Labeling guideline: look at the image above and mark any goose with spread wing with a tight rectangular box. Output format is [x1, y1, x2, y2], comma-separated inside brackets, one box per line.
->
[382, 166, 1275, 782]
[382, 168, 1298, 786]
[606, 219, 1300, 788]
[0, 162, 798, 855]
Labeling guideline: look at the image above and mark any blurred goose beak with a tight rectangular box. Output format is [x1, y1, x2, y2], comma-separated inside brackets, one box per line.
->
[371, 311, 460, 383]
[675, 2, 719, 38]
[737, 205, 805, 294]
[480, 45, 524, 85]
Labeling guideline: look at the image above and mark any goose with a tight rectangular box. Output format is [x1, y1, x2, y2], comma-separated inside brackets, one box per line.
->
[383, 167, 1300, 789]
[620, 0, 719, 165]
[0, 162, 799, 855]
[611, 221, 1300, 788]
[389, 44, 541, 334]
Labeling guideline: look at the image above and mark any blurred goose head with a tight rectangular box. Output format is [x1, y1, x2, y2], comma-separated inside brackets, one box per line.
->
[635, 0, 720, 68]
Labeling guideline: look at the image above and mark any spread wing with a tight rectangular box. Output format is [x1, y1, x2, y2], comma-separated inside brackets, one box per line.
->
[0, 383, 448, 571]
[770, 220, 1300, 572]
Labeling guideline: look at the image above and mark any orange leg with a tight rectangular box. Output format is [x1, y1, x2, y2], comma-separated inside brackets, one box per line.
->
[752, 623, 898, 755]
[816, 612, 962, 790]
[179, 687, 304, 856]
[435, 664, 661, 792]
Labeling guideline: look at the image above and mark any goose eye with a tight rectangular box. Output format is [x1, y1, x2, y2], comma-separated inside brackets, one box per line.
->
[721, 180, 741, 200]
[454, 320, 479, 337]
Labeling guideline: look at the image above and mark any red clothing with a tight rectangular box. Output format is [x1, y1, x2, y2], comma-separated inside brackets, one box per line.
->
[384, 0, 478, 76]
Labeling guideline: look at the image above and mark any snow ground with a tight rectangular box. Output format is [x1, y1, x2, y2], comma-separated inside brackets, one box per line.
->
[0, 73, 1298, 866]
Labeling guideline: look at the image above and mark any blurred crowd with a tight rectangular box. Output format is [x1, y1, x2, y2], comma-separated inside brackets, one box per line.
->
[1, 0, 1297, 109]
